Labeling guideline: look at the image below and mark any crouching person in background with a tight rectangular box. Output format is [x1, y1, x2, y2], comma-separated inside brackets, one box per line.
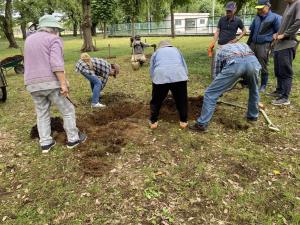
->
[75, 53, 120, 108]
[190, 43, 261, 132]
[131, 35, 156, 70]
[24, 15, 87, 153]
[149, 40, 188, 129]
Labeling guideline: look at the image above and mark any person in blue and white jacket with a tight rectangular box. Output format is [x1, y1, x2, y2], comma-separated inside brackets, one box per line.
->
[247, 0, 281, 92]
[149, 40, 188, 129]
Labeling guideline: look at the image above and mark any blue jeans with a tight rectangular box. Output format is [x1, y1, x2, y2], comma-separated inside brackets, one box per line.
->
[197, 56, 260, 126]
[82, 74, 102, 104]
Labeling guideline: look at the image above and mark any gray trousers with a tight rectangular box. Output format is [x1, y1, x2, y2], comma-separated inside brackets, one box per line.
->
[250, 42, 271, 86]
[31, 89, 79, 146]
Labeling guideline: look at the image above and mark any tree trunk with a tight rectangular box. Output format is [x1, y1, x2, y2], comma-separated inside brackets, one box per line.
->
[170, 4, 175, 38]
[131, 16, 135, 37]
[73, 20, 78, 37]
[81, 0, 96, 52]
[0, 0, 19, 48]
[103, 22, 107, 39]
[91, 22, 97, 36]
[271, 0, 287, 15]
[79, 20, 83, 39]
[21, 22, 26, 40]
[70, 12, 78, 37]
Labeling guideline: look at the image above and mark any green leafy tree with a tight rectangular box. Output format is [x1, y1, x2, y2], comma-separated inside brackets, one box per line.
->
[150, 0, 190, 38]
[91, 0, 116, 38]
[119, 0, 146, 36]
[58, 0, 82, 36]
[177, 0, 223, 15]
[14, 0, 44, 39]
[217, 0, 256, 13]
[169, 0, 191, 38]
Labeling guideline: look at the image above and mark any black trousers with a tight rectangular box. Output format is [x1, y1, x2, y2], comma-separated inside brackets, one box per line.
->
[150, 81, 188, 123]
[274, 47, 296, 99]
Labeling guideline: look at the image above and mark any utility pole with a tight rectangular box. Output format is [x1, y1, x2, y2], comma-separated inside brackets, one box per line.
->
[147, 0, 151, 34]
[212, 0, 215, 33]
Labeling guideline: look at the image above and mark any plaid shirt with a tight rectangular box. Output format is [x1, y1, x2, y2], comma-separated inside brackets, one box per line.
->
[75, 58, 111, 88]
[213, 43, 255, 79]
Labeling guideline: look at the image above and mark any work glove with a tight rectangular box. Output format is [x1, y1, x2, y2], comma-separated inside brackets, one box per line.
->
[208, 41, 215, 57]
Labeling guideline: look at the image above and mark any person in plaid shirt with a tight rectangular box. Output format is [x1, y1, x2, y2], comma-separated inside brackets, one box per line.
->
[190, 43, 261, 132]
[76, 53, 120, 108]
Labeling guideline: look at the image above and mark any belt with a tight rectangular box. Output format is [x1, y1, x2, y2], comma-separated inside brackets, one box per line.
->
[225, 52, 255, 61]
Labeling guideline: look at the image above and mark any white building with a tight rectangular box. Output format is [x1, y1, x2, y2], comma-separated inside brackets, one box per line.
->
[165, 13, 210, 34]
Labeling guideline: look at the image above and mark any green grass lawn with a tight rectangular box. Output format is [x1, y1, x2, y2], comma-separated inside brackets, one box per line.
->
[0, 36, 299, 225]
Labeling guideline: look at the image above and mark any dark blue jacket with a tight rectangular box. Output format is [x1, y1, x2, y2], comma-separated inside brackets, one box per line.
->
[249, 11, 282, 44]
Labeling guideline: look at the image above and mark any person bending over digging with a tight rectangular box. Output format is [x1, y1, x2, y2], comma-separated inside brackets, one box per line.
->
[75, 53, 120, 108]
[24, 15, 87, 153]
[130, 35, 156, 70]
[149, 40, 188, 129]
[189, 43, 261, 132]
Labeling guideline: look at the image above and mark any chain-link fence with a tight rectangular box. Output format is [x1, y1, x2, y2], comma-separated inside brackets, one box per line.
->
[109, 14, 256, 37]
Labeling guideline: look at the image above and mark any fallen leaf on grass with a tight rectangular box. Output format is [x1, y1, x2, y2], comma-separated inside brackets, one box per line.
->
[80, 192, 91, 197]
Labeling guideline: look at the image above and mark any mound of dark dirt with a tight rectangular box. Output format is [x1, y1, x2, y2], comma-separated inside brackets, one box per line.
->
[159, 96, 204, 121]
[29, 94, 248, 177]
[78, 120, 146, 177]
[81, 101, 145, 126]
[30, 117, 65, 139]
[218, 117, 250, 130]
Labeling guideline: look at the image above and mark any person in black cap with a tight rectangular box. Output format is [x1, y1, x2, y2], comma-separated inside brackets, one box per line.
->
[247, 0, 281, 93]
[208, 1, 247, 54]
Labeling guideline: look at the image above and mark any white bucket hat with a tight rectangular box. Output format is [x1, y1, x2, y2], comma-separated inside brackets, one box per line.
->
[38, 15, 64, 32]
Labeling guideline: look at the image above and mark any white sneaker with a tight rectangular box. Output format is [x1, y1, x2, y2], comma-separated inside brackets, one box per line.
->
[91, 102, 106, 108]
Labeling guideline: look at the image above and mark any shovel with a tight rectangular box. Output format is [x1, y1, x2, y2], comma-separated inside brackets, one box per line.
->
[259, 108, 280, 132]
[66, 96, 77, 108]
[218, 100, 280, 132]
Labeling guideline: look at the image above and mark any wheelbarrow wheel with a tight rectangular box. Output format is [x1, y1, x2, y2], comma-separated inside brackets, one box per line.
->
[14, 64, 24, 74]
[0, 86, 7, 102]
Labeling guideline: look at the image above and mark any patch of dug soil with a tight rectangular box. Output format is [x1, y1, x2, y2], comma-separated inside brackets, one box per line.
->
[78, 120, 147, 177]
[28, 94, 249, 177]
[76, 101, 148, 177]
[30, 117, 65, 140]
[80, 101, 145, 126]
[226, 161, 259, 183]
[159, 95, 204, 121]
[218, 116, 250, 130]
[101, 92, 135, 105]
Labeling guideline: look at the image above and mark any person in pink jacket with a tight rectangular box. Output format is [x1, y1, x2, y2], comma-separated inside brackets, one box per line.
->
[24, 15, 87, 153]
